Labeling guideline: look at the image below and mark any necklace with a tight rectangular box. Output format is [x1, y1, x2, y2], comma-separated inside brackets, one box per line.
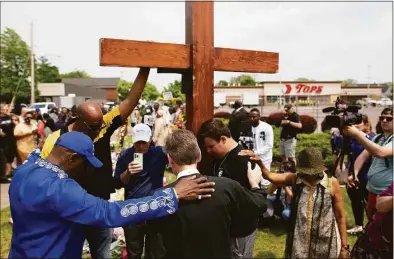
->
[214, 151, 231, 177]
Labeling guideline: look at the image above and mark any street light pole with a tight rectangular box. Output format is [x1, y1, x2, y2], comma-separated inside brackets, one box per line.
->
[30, 22, 35, 106]
[367, 65, 371, 99]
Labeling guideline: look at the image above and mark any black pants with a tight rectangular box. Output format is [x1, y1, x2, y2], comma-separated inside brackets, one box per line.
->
[0, 148, 6, 180]
[123, 223, 166, 259]
[346, 177, 368, 226]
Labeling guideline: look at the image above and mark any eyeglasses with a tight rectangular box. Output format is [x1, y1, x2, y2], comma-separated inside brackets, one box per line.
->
[83, 121, 106, 132]
[379, 116, 393, 122]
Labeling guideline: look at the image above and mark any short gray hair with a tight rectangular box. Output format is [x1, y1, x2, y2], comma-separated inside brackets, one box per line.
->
[165, 130, 200, 166]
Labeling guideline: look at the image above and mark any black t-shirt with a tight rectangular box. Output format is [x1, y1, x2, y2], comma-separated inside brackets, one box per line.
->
[60, 107, 123, 199]
[152, 175, 267, 259]
[280, 112, 300, 139]
[212, 144, 250, 189]
[0, 115, 14, 149]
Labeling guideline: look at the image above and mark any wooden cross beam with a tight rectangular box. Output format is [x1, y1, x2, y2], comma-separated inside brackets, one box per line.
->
[100, 2, 279, 135]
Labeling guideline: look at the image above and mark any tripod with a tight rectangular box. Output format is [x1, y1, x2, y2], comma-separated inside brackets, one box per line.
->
[332, 135, 356, 180]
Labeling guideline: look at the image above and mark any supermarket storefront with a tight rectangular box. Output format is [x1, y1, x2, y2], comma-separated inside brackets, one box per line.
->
[214, 81, 384, 106]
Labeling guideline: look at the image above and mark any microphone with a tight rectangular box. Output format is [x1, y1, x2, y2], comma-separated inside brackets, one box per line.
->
[347, 105, 361, 113]
[322, 107, 336, 113]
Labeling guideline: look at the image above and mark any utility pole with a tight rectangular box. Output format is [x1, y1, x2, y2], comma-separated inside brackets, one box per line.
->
[367, 65, 371, 99]
[30, 22, 35, 106]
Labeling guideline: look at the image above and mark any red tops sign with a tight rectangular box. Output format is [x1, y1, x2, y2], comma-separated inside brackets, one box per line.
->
[284, 84, 323, 94]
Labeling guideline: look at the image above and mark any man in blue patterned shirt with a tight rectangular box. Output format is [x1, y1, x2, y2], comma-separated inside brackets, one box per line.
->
[9, 132, 214, 259]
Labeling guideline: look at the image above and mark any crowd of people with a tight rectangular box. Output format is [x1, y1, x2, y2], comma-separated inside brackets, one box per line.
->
[0, 104, 77, 183]
[1, 68, 392, 259]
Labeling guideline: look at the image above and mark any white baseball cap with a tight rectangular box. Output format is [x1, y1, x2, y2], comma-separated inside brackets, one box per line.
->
[132, 124, 152, 143]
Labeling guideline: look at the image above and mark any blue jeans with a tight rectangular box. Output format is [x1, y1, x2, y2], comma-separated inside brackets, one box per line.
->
[282, 206, 291, 220]
[85, 226, 113, 259]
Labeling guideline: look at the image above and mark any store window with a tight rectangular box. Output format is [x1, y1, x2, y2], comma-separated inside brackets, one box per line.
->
[267, 96, 278, 103]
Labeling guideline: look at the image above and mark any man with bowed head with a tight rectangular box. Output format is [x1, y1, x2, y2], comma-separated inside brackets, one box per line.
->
[152, 130, 268, 259]
[9, 131, 215, 259]
[41, 68, 154, 259]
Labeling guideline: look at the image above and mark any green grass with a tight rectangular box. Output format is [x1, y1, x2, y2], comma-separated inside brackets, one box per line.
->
[1, 206, 12, 258]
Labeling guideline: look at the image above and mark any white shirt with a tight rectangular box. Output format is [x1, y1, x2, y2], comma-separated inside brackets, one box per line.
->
[252, 121, 274, 165]
[177, 168, 200, 180]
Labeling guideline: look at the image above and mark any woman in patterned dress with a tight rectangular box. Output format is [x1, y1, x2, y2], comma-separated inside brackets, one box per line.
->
[239, 147, 349, 258]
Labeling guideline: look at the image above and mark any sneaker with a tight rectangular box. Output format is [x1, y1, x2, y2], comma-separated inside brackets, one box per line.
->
[347, 226, 363, 234]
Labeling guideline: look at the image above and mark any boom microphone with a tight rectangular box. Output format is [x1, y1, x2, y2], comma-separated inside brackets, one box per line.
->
[322, 107, 336, 113]
[347, 105, 362, 113]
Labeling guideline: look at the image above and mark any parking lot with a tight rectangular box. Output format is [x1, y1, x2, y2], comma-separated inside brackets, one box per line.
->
[214, 105, 389, 132]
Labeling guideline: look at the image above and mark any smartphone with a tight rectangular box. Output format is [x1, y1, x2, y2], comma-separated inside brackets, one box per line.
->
[134, 153, 143, 169]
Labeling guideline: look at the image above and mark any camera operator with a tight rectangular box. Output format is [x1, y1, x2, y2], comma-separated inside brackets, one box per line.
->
[228, 100, 249, 142]
[280, 104, 302, 165]
[341, 115, 375, 234]
[343, 108, 393, 221]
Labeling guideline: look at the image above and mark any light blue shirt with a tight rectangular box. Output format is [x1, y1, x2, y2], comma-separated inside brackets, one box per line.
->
[367, 134, 393, 195]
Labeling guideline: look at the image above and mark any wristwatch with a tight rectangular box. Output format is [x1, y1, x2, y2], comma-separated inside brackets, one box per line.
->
[251, 187, 261, 191]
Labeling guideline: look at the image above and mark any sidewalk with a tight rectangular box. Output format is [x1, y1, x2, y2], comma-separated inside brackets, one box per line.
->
[1, 183, 10, 209]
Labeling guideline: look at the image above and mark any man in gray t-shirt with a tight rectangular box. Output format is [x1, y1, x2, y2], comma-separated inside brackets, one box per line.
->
[344, 107, 393, 221]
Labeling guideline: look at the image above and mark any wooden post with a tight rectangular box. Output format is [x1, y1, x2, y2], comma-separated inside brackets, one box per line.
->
[100, 2, 279, 136]
[182, 2, 214, 134]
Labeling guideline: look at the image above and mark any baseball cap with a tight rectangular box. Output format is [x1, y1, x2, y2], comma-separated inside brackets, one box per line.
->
[55, 132, 103, 168]
[284, 104, 293, 110]
[132, 124, 152, 143]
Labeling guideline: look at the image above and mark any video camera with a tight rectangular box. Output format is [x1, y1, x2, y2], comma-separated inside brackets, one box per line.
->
[322, 97, 362, 131]
[323, 98, 362, 178]
[238, 121, 254, 150]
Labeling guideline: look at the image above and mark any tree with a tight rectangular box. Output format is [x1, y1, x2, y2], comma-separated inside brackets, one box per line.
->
[341, 78, 357, 87]
[60, 70, 91, 79]
[217, 80, 229, 86]
[383, 82, 393, 99]
[142, 82, 160, 101]
[117, 80, 131, 101]
[295, 77, 315, 81]
[117, 80, 160, 102]
[229, 74, 256, 86]
[36, 56, 61, 83]
[162, 80, 185, 102]
[0, 27, 38, 103]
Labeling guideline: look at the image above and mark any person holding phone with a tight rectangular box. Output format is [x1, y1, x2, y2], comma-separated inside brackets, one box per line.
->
[113, 123, 168, 259]
[14, 112, 38, 163]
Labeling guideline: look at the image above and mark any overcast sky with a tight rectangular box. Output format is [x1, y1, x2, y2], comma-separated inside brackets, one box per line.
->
[1, 1, 392, 90]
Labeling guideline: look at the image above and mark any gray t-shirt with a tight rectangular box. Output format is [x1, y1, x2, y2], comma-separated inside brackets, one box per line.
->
[366, 134, 393, 195]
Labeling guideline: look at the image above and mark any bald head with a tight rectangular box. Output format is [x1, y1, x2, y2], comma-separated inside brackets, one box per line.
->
[76, 102, 103, 121]
[72, 102, 104, 140]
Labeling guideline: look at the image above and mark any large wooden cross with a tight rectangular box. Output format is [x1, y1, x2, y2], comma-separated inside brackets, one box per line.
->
[100, 2, 279, 135]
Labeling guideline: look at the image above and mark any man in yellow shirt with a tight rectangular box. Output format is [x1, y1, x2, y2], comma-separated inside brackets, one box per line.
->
[41, 68, 150, 259]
